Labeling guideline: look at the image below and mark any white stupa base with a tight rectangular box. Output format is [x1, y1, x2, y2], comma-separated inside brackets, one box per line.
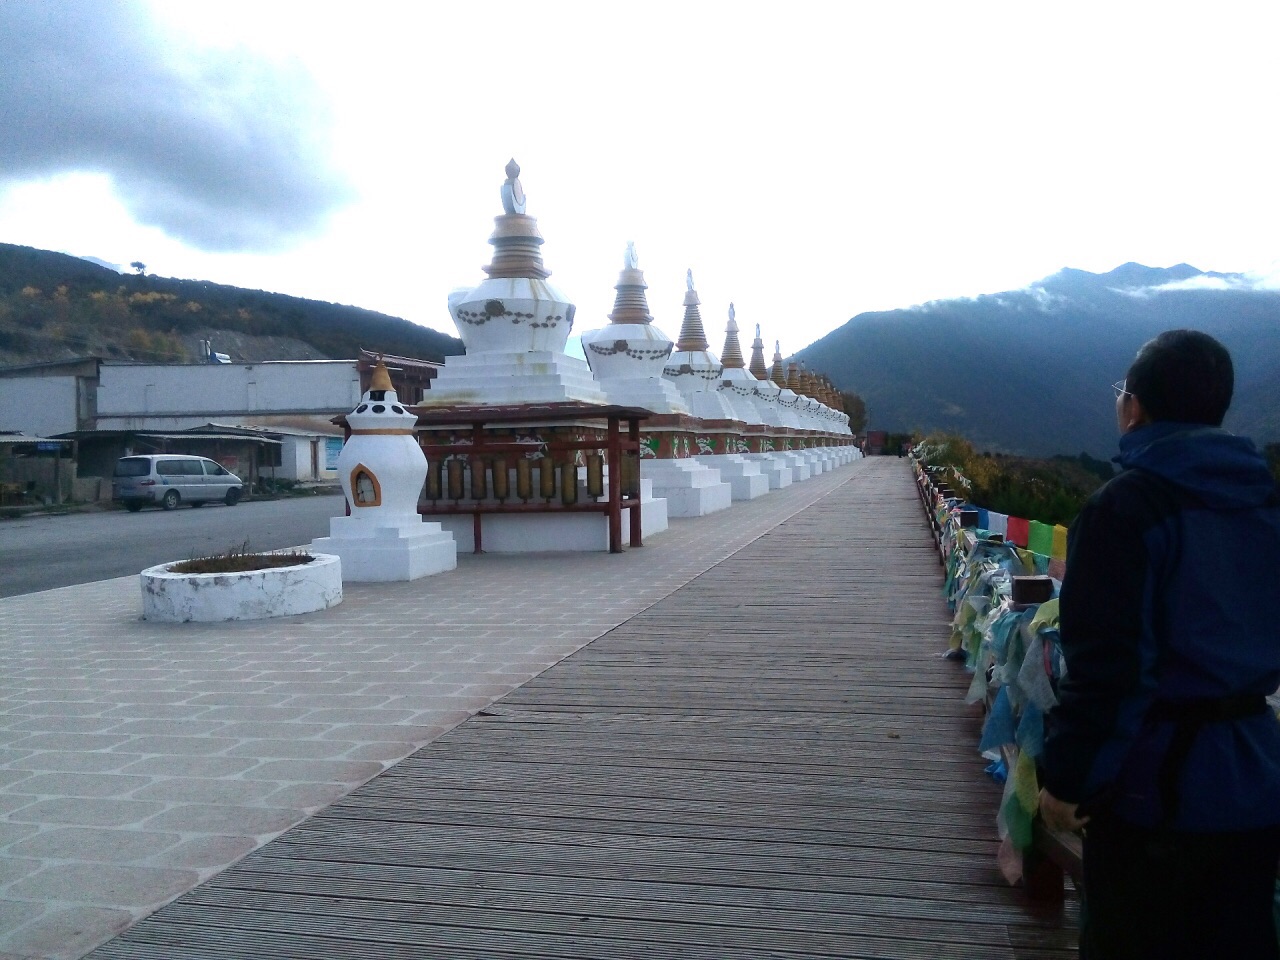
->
[693, 454, 769, 501]
[312, 513, 457, 582]
[599, 377, 690, 415]
[423, 351, 608, 406]
[742, 452, 794, 489]
[803, 450, 831, 473]
[426, 481, 668, 553]
[777, 451, 812, 482]
[642, 458, 732, 517]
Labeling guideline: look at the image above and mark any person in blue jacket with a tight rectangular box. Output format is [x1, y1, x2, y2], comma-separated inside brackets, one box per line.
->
[1040, 329, 1280, 959]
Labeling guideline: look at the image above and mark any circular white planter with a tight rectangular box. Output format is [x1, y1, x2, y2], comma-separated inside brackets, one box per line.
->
[141, 553, 343, 623]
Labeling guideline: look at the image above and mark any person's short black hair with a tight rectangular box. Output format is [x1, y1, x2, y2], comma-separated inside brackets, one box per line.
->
[1126, 329, 1234, 426]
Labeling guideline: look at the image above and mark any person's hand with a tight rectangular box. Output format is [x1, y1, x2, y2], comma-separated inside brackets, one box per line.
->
[1038, 788, 1090, 832]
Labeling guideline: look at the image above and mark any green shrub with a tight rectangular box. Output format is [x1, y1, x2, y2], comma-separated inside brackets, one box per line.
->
[915, 432, 1108, 527]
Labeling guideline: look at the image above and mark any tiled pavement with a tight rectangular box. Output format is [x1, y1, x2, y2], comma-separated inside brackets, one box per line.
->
[0, 457, 863, 960]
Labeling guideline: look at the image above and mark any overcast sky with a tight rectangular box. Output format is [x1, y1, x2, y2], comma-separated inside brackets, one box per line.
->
[1, 0, 1277, 354]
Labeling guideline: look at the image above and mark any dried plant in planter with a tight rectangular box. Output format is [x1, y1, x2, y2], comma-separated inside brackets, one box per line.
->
[168, 541, 314, 575]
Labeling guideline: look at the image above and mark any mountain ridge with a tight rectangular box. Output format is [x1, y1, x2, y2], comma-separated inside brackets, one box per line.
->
[795, 263, 1280, 457]
[0, 242, 464, 366]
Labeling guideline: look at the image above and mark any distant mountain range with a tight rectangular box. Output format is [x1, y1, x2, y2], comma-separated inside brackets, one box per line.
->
[0, 243, 464, 366]
[795, 263, 1280, 457]
[5, 244, 1276, 457]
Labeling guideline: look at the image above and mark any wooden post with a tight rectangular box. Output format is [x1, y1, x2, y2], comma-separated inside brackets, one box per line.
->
[606, 414, 622, 552]
[628, 415, 643, 547]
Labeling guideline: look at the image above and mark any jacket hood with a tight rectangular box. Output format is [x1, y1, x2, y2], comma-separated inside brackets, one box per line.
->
[1117, 423, 1277, 509]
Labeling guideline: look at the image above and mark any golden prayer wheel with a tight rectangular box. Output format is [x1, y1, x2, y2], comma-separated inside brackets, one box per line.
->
[469, 457, 487, 500]
[515, 458, 533, 501]
[620, 452, 640, 499]
[585, 454, 604, 499]
[426, 458, 442, 501]
[446, 459, 465, 500]
[560, 461, 578, 505]
[491, 457, 509, 501]
[538, 458, 556, 500]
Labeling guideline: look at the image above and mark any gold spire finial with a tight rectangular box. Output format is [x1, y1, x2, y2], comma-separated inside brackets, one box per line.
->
[369, 357, 394, 394]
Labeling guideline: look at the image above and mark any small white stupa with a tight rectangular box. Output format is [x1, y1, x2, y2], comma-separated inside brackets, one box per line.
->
[767, 345, 812, 481]
[768, 342, 808, 432]
[714, 304, 767, 427]
[662, 270, 739, 423]
[732, 323, 794, 490]
[426, 160, 607, 406]
[312, 360, 458, 581]
[580, 243, 688, 414]
[692, 303, 768, 500]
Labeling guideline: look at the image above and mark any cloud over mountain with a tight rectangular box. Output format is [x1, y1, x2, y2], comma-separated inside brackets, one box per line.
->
[0, 0, 352, 251]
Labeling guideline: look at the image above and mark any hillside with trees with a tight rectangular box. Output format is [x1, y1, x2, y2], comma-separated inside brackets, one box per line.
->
[0, 242, 464, 366]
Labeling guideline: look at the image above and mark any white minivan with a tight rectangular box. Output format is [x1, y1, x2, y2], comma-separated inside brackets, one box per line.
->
[112, 455, 244, 512]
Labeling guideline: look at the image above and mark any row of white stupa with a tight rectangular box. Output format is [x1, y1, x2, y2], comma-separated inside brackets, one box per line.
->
[310, 162, 860, 579]
[427, 160, 851, 433]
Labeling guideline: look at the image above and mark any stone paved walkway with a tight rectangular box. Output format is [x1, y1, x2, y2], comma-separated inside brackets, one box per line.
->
[0, 458, 860, 960]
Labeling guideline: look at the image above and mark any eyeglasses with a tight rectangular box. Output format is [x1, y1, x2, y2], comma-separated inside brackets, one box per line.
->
[1112, 380, 1132, 399]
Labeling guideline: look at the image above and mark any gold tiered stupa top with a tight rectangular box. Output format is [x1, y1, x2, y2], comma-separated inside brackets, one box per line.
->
[748, 324, 769, 380]
[786, 361, 804, 394]
[675, 270, 711, 352]
[608, 242, 653, 324]
[719, 304, 746, 370]
[482, 159, 551, 281]
[770, 343, 788, 388]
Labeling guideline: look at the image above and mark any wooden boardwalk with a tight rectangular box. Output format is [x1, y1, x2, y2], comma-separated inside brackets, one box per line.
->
[88, 458, 1077, 959]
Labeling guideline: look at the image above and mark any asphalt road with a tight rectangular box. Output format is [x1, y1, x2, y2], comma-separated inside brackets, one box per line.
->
[0, 494, 346, 598]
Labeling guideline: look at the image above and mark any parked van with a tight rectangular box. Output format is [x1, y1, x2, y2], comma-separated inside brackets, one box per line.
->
[112, 455, 244, 512]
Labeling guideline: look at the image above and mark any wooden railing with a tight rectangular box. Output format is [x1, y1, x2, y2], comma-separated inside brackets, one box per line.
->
[409, 403, 648, 554]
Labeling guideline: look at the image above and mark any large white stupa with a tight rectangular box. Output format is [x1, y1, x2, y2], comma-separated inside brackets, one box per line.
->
[425, 160, 607, 407]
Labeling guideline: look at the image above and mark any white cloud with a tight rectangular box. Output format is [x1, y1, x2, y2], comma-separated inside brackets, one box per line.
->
[0, 0, 351, 252]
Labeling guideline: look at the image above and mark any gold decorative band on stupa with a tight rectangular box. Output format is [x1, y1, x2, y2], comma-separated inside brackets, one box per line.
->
[483, 159, 552, 280]
[350, 428, 417, 436]
[676, 268, 711, 352]
[608, 241, 653, 324]
[720, 303, 746, 370]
